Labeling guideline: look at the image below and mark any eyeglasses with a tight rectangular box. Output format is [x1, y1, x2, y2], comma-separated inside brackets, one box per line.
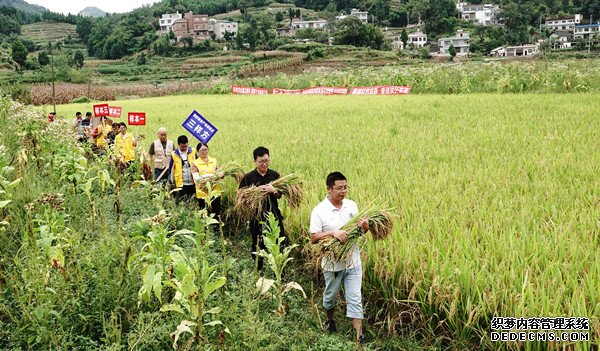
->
[331, 185, 349, 191]
[256, 159, 270, 165]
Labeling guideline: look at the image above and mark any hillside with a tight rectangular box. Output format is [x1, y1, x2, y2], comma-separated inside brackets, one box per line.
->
[0, 0, 48, 14]
[20, 22, 78, 46]
[78, 6, 107, 17]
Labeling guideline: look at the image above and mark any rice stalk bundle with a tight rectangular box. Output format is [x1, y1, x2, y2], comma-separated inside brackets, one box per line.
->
[234, 173, 304, 221]
[195, 161, 245, 187]
[316, 207, 394, 262]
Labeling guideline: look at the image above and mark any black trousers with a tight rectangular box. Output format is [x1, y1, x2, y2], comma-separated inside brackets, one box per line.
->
[250, 216, 286, 270]
[175, 184, 196, 204]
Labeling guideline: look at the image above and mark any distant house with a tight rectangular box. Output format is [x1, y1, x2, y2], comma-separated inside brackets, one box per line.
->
[550, 30, 573, 49]
[173, 12, 211, 40]
[159, 12, 182, 33]
[438, 30, 470, 55]
[489, 46, 505, 57]
[291, 17, 328, 29]
[390, 31, 428, 50]
[336, 8, 369, 24]
[276, 26, 297, 37]
[544, 14, 582, 31]
[210, 19, 238, 40]
[456, 2, 500, 26]
[574, 22, 600, 41]
[490, 44, 538, 57]
[163, 11, 238, 41]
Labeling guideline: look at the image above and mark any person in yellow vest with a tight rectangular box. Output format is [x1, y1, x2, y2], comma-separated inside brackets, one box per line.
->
[191, 142, 223, 215]
[169, 135, 196, 203]
[114, 122, 137, 166]
[148, 127, 174, 184]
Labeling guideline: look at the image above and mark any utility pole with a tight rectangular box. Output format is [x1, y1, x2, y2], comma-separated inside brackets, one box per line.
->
[50, 44, 56, 114]
[588, 15, 593, 54]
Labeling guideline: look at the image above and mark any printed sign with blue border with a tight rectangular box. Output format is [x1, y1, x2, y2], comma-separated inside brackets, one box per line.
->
[182, 110, 218, 143]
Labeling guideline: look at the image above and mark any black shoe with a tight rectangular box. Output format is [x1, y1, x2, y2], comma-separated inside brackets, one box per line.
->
[324, 319, 336, 332]
[358, 334, 366, 344]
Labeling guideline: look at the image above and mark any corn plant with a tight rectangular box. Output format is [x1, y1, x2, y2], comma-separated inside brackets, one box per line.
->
[160, 213, 228, 350]
[130, 223, 178, 305]
[54, 149, 88, 193]
[255, 212, 306, 317]
[0, 165, 21, 231]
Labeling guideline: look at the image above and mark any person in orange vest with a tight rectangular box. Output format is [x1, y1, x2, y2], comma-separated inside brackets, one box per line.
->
[148, 127, 174, 184]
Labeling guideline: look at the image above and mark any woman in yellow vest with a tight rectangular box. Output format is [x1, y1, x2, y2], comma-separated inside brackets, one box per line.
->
[169, 135, 196, 203]
[114, 122, 137, 165]
[191, 142, 223, 215]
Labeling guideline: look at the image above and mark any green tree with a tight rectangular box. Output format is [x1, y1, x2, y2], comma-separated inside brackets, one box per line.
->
[137, 53, 147, 65]
[334, 17, 386, 49]
[182, 36, 194, 49]
[73, 50, 84, 69]
[38, 51, 50, 66]
[499, 1, 532, 44]
[401, 27, 408, 49]
[76, 17, 95, 44]
[370, 0, 391, 23]
[275, 11, 284, 22]
[11, 40, 28, 70]
[448, 43, 456, 60]
[0, 15, 20, 35]
[423, 0, 458, 38]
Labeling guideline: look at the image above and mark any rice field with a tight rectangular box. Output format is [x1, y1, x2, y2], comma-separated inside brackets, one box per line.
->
[57, 93, 600, 349]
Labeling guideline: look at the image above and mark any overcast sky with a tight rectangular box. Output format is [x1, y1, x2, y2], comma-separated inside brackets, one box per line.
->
[26, 0, 162, 15]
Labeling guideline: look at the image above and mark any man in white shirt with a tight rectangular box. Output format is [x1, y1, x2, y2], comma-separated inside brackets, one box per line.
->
[310, 171, 368, 344]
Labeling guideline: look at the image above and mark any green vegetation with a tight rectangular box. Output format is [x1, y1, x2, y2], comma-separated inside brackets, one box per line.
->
[0, 96, 427, 350]
[49, 92, 600, 350]
[20, 22, 79, 47]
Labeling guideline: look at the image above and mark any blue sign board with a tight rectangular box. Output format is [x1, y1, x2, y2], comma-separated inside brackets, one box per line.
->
[182, 110, 218, 143]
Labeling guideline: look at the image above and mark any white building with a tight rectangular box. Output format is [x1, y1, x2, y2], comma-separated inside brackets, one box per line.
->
[336, 9, 369, 24]
[391, 31, 428, 49]
[159, 12, 183, 33]
[490, 44, 538, 57]
[291, 18, 328, 29]
[408, 32, 428, 47]
[574, 22, 600, 41]
[550, 30, 572, 49]
[457, 3, 500, 26]
[210, 19, 238, 40]
[438, 30, 470, 55]
[544, 14, 582, 31]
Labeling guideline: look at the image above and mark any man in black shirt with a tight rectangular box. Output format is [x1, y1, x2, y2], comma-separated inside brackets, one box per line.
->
[239, 146, 286, 270]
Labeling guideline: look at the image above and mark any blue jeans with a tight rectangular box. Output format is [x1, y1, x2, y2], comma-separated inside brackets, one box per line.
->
[323, 266, 363, 319]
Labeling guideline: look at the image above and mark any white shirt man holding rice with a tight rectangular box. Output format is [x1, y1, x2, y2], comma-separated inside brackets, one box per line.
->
[310, 171, 368, 344]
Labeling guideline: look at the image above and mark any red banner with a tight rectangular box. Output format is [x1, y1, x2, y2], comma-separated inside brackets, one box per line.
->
[108, 106, 122, 118]
[231, 86, 269, 95]
[349, 86, 412, 95]
[127, 112, 146, 126]
[300, 87, 348, 95]
[272, 88, 304, 94]
[93, 103, 109, 117]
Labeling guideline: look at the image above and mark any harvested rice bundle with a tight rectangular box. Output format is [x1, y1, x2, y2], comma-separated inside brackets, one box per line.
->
[234, 173, 304, 221]
[316, 207, 393, 262]
[195, 161, 245, 187]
